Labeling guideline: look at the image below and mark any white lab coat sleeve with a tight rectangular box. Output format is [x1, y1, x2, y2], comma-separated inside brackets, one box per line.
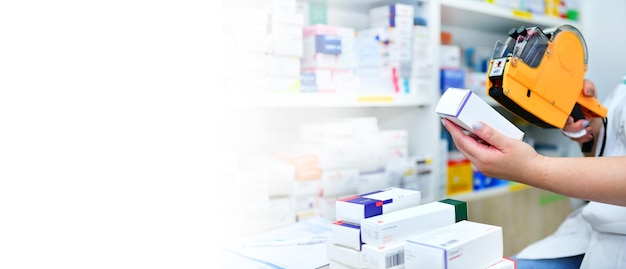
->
[515, 205, 591, 259]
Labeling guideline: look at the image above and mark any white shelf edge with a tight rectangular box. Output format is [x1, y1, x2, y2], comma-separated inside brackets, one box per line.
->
[225, 92, 434, 108]
[439, 0, 581, 30]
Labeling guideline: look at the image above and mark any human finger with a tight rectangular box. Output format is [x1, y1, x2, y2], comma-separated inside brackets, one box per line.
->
[562, 118, 589, 133]
[582, 79, 597, 97]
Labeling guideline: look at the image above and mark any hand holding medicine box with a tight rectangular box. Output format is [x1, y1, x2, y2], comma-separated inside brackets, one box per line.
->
[436, 88, 524, 140]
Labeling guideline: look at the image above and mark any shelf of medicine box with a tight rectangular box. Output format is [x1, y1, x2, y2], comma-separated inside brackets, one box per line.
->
[447, 182, 529, 202]
[439, 0, 581, 32]
[229, 92, 434, 108]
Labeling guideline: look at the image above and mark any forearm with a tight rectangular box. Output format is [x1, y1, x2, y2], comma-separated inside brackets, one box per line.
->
[520, 155, 626, 206]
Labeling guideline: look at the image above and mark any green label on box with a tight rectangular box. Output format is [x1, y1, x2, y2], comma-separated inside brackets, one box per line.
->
[439, 198, 468, 222]
[309, 1, 327, 25]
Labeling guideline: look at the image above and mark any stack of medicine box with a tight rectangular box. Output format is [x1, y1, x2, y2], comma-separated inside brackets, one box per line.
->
[409, 24, 434, 98]
[368, 3, 415, 94]
[266, 10, 305, 93]
[354, 27, 394, 94]
[301, 24, 357, 93]
[223, 0, 305, 94]
[327, 187, 470, 268]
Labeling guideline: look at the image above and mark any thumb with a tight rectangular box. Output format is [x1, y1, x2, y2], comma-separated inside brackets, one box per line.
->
[472, 121, 509, 149]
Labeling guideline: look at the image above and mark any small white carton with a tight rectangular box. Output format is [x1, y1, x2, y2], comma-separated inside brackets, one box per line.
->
[327, 242, 364, 269]
[436, 88, 524, 140]
[335, 187, 421, 224]
[360, 201, 456, 247]
[404, 220, 503, 269]
[361, 240, 406, 269]
[332, 221, 362, 250]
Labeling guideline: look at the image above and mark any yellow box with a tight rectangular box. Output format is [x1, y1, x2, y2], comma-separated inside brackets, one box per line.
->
[446, 159, 473, 196]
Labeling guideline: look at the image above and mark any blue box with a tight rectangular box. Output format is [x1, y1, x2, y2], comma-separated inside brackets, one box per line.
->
[473, 170, 508, 191]
[315, 35, 341, 55]
[440, 68, 465, 93]
[300, 72, 317, 93]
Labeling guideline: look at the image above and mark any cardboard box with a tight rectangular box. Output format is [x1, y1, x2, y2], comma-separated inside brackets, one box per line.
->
[405, 220, 503, 269]
[326, 243, 364, 269]
[332, 221, 362, 250]
[360, 201, 457, 247]
[440, 45, 462, 68]
[436, 88, 524, 140]
[335, 187, 421, 224]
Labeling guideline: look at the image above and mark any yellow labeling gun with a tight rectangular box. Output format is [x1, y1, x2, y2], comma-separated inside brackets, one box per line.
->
[486, 25, 607, 131]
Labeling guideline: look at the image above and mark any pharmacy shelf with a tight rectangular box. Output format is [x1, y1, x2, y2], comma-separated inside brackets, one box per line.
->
[439, 0, 580, 31]
[330, 0, 579, 31]
[448, 183, 529, 202]
[227, 92, 433, 108]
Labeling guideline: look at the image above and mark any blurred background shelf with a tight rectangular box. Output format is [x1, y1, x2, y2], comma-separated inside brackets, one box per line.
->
[226, 92, 433, 107]
[439, 0, 580, 31]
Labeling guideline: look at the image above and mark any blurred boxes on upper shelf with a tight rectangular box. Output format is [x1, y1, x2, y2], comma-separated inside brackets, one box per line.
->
[223, 0, 305, 94]
[354, 2, 419, 95]
[300, 24, 358, 93]
[369, 3, 415, 18]
[354, 27, 396, 93]
[369, 3, 414, 36]
[486, 0, 580, 20]
[411, 25, 432, 78]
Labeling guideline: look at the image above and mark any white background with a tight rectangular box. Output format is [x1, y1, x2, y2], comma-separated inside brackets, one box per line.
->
[1, 1, 222, 268]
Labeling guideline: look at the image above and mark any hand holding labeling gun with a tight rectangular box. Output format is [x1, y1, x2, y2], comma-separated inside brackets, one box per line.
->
[486, 25, 607, 153]
[562, 79, 606, 156]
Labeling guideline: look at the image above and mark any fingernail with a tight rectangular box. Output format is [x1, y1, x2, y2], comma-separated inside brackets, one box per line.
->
[582, 120, 589, 127]
[473, 121, 483, 131]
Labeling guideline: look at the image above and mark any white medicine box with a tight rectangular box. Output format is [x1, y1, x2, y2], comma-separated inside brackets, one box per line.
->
[436, 87, 524, 140]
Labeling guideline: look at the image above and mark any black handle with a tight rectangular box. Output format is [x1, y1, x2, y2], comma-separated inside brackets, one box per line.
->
[570, 103, 594, 153]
